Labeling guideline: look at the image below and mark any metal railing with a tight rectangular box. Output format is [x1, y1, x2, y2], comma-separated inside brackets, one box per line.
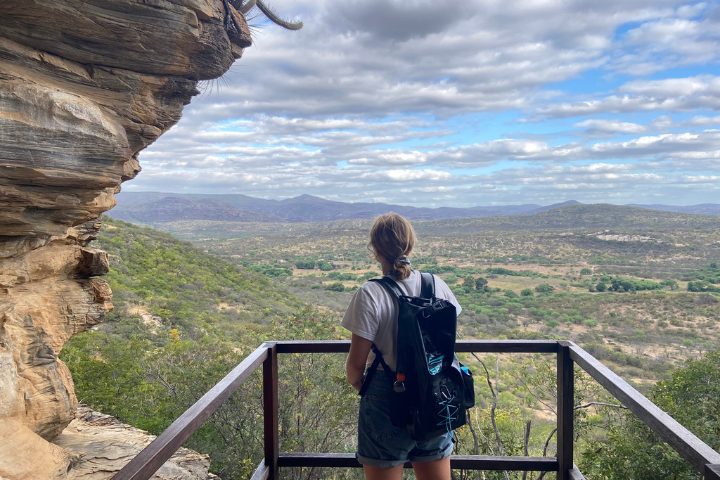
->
[113, 340, 720, 480]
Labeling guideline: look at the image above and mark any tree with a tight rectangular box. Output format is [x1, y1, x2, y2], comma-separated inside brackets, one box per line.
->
[475, 277, 489, 292]
[582, 350, 720, 479]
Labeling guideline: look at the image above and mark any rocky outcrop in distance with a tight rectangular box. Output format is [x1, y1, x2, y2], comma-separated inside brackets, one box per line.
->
[0, 1, 251, 478]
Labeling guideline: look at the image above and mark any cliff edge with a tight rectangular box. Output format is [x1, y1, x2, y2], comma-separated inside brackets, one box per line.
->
[0, 1, 251, 477]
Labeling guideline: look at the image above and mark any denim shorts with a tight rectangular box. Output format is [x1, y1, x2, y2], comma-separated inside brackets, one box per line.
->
[357, 371, 454, 468]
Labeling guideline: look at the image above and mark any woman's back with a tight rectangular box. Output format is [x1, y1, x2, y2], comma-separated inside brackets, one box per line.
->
[342, 269, 461, 371]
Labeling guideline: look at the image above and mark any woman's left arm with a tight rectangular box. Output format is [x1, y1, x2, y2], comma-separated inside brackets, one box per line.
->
[346, 334, 373, 391]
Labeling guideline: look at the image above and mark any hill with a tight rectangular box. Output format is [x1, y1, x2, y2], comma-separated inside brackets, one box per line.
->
[109, 191, 720, 225]
[110, 191, 541, 223]
[95, 216, 305, 337]
[419, 203, 720, 233]
[61, 217, 350, 478]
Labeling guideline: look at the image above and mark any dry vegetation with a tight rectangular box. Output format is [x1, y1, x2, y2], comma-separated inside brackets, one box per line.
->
[156, 206, 720, 388]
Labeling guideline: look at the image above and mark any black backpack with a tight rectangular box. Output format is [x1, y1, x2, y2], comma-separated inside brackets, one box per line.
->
[359, 272, 474, 441]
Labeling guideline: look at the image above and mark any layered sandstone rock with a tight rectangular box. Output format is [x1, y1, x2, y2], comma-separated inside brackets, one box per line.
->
[56, 406, 219, 480]
[0, 1, 251, 478]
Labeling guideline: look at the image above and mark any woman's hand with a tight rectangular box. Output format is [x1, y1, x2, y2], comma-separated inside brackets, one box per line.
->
[346, 334, 373, 391]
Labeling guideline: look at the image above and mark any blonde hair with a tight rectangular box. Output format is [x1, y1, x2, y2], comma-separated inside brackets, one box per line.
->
[369, 212, 416, 280]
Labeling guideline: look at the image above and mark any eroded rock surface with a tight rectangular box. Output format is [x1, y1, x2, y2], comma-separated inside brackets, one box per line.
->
[55, 406, 219, 480]
[0, 1, 251, 478]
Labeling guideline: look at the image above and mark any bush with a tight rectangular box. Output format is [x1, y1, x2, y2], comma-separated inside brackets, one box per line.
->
[317, 261, 334, 271]
[324, 282, 345, 292]
[535, 283, 554, 294]
[327, 271, 356, 281]
[688, 280, 720, 293]
[609, 277, 662, 292]
[520, 288, 534, 297]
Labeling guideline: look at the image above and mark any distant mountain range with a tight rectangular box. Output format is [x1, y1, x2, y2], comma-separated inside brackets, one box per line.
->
[108, 192, 720, 224]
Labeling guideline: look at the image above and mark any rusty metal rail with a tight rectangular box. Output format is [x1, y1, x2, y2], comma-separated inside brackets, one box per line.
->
[113, 340, 720, 480]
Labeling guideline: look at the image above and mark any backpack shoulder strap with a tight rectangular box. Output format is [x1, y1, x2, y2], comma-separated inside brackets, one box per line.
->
[369, 276, 405, 299]
[420, 272, 436, 299]
[358, 344, 393, 396]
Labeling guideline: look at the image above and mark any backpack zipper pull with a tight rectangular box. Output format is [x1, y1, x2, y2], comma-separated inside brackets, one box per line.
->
[393, 372, 406, 393]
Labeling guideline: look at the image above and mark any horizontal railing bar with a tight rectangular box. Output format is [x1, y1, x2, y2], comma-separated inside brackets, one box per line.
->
[274, 340, 559, 354]
[277, 453, 357, 468]
[111, 338, 720, 479]
[451, 455, 558, 471]
[278, 453, 557, 471]
[569, 343, 720, 471]
[706, 464, 720, 480]
[276, 340, 350, 353]
[456, 340, 559, 353]
[250, 461, 269, 480]
[112, 344, 270, 480]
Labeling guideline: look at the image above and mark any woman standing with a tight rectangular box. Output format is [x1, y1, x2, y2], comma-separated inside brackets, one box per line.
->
[342, 213, 462, 480]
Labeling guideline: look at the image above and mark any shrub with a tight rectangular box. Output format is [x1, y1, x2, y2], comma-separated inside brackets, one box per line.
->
[324, 282, 345, 292]
[535, 283, 554, 294]
[688, 280, 720, 293]
[475, 277, 489, 292]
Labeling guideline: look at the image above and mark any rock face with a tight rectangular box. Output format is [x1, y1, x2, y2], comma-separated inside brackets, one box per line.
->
[56, 406, 219, 480]
[0, 1, 251, 478]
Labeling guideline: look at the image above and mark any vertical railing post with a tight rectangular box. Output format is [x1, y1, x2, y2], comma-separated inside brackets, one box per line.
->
[263, 342, 279, 479]
[557, 342, 574, 480]
[706, 464, 720, 480]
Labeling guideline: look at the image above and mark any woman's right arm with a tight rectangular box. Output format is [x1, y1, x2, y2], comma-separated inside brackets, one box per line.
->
[346, 334, 373, 391]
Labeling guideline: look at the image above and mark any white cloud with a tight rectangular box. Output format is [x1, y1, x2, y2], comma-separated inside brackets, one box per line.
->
[126, 0, 720, 206]
[690, 115, 720, 125]
[576, 119, 647, 134]
[377, 169, 452, 182]
[534, 75, 720, 119]
[610, 4, 720, 75]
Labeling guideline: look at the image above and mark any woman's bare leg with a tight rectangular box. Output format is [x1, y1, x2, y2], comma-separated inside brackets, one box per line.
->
[412, 456, 451, 480]
[363, 465, 403, 480]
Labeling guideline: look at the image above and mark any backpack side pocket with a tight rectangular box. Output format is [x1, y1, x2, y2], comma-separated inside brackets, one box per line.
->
[460, 363, 475, 409]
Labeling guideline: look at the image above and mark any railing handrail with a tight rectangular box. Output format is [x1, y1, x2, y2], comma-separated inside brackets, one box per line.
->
[112, 339, 720, 480]
[567, 341, 720, 469]
[274, 339, 559, 353]
[112, 343, 271, 480]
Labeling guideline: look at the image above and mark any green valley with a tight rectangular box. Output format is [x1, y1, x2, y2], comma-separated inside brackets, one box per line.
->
[63, 205, 720, 479]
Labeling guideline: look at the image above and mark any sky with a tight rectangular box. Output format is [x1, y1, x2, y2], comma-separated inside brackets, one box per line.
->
[128, 0, 720, 207]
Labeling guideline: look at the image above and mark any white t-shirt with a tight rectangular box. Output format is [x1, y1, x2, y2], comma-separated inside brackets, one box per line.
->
[341, 269, 462, 371]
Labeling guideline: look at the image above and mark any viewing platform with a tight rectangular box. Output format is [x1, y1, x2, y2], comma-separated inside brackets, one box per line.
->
[112, 340, 720, 480]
